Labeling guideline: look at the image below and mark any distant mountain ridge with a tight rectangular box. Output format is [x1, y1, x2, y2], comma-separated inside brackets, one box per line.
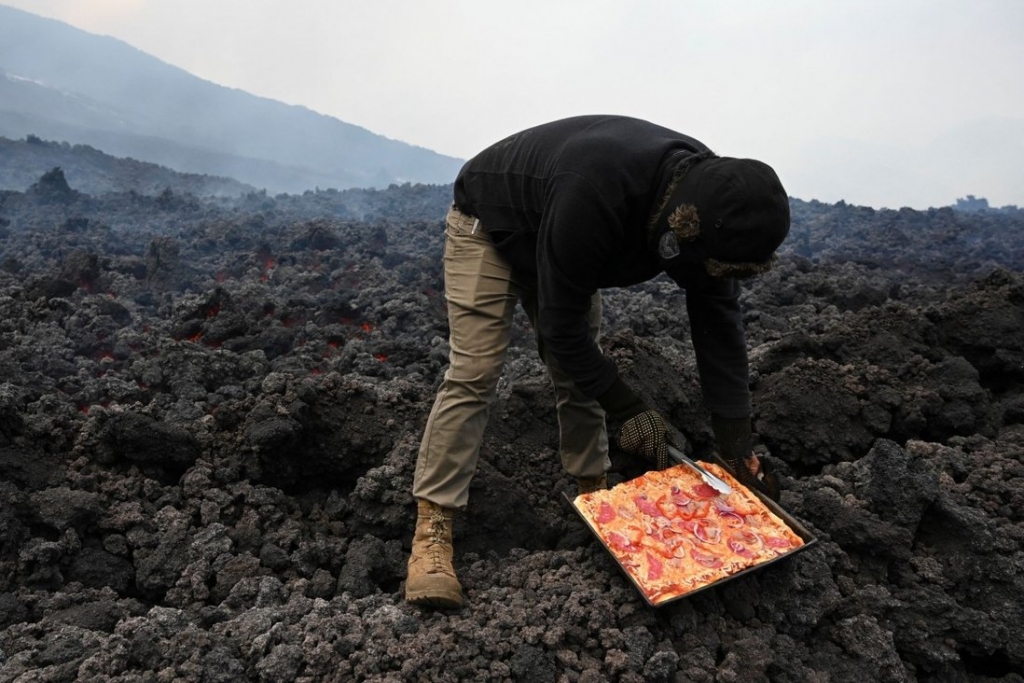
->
[0, 134, 257, 197]
[0, 5, 464, 193]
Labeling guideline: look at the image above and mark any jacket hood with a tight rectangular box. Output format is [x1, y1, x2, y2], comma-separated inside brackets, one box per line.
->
[649, 154, 790, 278]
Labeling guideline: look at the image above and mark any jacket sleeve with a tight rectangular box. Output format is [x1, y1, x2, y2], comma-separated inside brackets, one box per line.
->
[681, 274, 751, 418]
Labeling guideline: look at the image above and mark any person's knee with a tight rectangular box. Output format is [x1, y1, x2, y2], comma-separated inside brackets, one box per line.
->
[445, 354, 503, 400]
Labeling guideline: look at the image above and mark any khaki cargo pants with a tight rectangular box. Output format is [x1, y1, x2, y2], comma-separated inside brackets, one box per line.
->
[412, 206, 610, 508]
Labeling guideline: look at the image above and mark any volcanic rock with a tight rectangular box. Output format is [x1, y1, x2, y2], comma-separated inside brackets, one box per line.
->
[0, 172, 1022, 680]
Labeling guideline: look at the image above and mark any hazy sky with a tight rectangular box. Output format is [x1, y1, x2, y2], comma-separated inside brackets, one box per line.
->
[5, 0, 1024, 208]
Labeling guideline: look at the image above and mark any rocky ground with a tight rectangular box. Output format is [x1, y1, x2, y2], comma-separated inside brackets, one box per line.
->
[1, 169, 1023, 682]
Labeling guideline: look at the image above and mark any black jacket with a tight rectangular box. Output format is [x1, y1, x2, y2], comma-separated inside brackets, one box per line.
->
[453, 115, 750, 419]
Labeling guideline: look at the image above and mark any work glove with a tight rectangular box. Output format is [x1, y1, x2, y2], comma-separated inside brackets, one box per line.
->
[712, 415, 780, 501]
[617, 409, 670, 470]
[597, 376, 670, 470]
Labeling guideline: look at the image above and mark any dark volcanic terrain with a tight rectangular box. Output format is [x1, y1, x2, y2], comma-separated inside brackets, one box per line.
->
[1, 169, 1023, 682]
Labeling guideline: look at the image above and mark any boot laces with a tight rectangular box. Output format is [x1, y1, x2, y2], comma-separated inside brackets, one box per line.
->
[427, 510, 450, 573]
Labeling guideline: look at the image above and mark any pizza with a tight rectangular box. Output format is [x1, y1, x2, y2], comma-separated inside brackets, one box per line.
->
[573, 461, 804, 604]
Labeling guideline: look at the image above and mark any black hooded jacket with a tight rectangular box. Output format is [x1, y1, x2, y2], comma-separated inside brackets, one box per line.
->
[453, 115, 750, 419]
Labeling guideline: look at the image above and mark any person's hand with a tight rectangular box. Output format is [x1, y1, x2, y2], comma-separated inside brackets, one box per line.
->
[712, 415, 780, 501]
[617, 409, 669, 470]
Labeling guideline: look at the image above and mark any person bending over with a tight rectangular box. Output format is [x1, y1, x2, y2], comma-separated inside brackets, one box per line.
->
[405, 115, 790, 608]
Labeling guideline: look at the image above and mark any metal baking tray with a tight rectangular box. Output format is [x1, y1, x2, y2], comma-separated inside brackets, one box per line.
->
[566, 460, 817, 607]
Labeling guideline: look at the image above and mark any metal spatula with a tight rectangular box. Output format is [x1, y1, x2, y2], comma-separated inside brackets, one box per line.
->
[667, 444, 733, 495]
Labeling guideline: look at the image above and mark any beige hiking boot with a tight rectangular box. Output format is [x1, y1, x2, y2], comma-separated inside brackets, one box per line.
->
[405, 499, 463, 608]
[576, 473, 608, 496]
